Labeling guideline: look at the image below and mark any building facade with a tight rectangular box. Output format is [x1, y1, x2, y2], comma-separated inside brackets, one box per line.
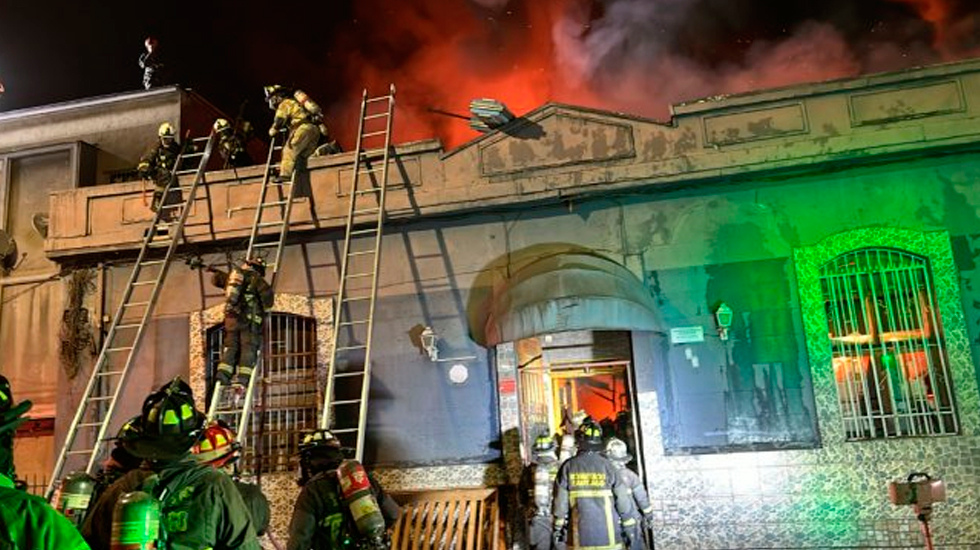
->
[4, 60, 980, 548]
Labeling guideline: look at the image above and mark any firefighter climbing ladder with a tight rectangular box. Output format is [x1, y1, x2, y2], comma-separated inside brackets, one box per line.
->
[46, 133, 216, 500]
[321, 85, 396, 462]
[205, 131, 296, 449]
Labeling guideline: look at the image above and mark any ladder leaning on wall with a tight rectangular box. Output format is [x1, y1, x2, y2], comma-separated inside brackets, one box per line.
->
[321, 84, 396, 462]
[205, 130, 299, 451]
[46, 132, 216, 501]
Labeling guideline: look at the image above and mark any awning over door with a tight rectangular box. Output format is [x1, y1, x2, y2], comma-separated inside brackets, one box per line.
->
[482, 253, 663, 346]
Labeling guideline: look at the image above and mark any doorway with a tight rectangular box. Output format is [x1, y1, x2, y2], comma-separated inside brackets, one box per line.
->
[513, 330, 643, 475]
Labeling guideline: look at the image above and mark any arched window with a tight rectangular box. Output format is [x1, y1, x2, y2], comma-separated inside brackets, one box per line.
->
[207, 312, 318, 472]
[820, 247, 958, 439]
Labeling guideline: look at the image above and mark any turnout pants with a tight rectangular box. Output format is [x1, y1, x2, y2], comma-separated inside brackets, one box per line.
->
[218, 315, 263, 384]
[280, 123, 319, 179]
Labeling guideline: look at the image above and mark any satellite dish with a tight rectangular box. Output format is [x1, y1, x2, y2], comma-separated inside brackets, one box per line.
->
[31, 213, 49, 239]
[0, 230, 18, 273]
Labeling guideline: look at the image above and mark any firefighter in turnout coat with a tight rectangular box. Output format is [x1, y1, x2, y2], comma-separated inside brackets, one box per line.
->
[0, 375, 91, 550]
[553, 423, 637, 550]
[264, 85, 322, 181]
[209, 258, 275, 387]
[604, 438, 654, 550]
[520, 435, 561, 550]
[137, 122, 182, 215]
[81, 377, 260, 550]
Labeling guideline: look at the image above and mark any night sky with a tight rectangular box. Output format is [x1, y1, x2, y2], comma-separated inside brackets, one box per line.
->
[1, 0, 979, 148]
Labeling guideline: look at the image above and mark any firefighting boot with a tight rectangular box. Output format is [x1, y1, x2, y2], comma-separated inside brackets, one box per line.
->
[235, 366, 253, 387]
[215, 363, 234, 386]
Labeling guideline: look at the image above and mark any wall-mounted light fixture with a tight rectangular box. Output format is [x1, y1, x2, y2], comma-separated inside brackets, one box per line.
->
[714, 302, 733, 341]
[420, 325, 440, 361]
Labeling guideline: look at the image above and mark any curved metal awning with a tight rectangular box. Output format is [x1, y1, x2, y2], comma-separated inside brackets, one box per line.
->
[482, 252, 663, 347]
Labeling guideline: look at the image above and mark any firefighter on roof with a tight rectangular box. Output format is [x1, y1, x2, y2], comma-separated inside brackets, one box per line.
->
[213, 118, 254, 169]
[0, 375, 91, 550]
[138, 36, 168, 90]
[519, 434, 561, 550]
[137, 122, 182, 215]
[604, 438, 654, 550]
[265, 84, 331, 182]
[208, 257, 275, 387]
[81, 377, 260, 550]
[553, 422, 637, 550]
[193, 420, 271, 537]
[287, 429, 401, 550]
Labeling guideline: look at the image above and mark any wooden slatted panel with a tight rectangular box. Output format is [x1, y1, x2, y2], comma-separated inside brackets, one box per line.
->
[391, 489, 501, 550]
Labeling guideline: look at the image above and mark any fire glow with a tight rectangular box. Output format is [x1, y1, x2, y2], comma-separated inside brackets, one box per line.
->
[322, 0, 977, 150]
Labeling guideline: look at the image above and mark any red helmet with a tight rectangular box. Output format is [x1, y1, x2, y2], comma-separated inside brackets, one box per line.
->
[192, 421, 241, 467]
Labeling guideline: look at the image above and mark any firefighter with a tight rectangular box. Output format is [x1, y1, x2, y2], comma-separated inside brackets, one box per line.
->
[519, 434, 561, 550]
[78, 417, 146, 524]
[81, 377, 260, 550]
[213, 118, 254, 169]
[264, 84, 324, 182]
[0, 375, 91, 549]
[192, 420, 271, 537]
[604, 438, 654, 550]
[287, 429, 401, 550]
[208, 257, 275, 387]
[558, 410, 590, 464]
[552, 423, 637, 550]
[137, 122, 182, 216]
[138, 36, 168, 90]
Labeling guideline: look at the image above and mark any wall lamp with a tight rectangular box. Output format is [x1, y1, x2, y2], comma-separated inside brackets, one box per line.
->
[419, 325, 479, 386]
[714, 302, 733, 341]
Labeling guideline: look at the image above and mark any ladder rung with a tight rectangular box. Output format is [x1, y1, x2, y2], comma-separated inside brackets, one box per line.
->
[361, 148, 388, 157]
[78, 422, 103, 429]
[161, 202, 185, 210]
[215, 409, 244, 416]
[125, 301, 150, 308]
[182, 152, 205, 159]
[341, 296, 372, 303]
[149, 240, 173, 248]
[105, 346, 133, 353]
[336, 345, 367, 351]
[132, 280, 156, 287]
[339, 320, 370, 327]
[257, 221, 283, 228]
[362, 130, 387, 138]
[353, 188, 382, 196]
[346, 250, 375, 257]
[334, 371, 366, 378]
[366, 96, 392, 103]
[345, 272, 374, 279]
[96, 370, 126, 376]
[332, 399, 361, 406]
[353, 208, 380, 215]
[329, 427, 358, 434]
[349, 228, 377, 236]
[87, 396, 114, 402]
[176, 169, 198, 176]
[359, 166, 385, 174]
[192, 136, 211, 143]
[252, 241, 280, 248]
[114, 323, 142, 330]
[140, 260, 165, 267]
[260, 200, 290, 208]
[364, 113, 389, 121]
[67, 449, 95, 456]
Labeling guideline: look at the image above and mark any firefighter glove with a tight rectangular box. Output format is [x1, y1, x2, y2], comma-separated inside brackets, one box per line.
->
[552, 519, 566, 544]
[268, 126, 278, 137]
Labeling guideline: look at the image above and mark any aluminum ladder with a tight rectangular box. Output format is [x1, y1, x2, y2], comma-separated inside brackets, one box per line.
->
[320, 85, 396, 461]
[47, 132, 215, 500]
[205, 131, 296, 452]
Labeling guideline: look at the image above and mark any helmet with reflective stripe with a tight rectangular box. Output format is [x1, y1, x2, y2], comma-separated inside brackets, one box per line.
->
[193, 420, 241, 467]
[263, 85, 287, 101]
[298, 429, 340, 455]
[576, 421, 603, 450]
[120, 377, 204, 460]
[0, 375, 32, 437]
[245, 257, 267, 277]
[532, 434, 556, 455]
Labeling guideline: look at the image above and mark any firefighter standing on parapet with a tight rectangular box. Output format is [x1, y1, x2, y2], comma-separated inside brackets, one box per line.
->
[287, 429, 401, 550]
[138, 37, 168, 90]
[264, 84, 331, 182]
[0, 375, 91, 549]
[82, 377, 260, 550]
[520, 434, 561, 550]
[209, 258, 274, 387]
[137, 122, 181, 215]
[213, 118, 254, 169]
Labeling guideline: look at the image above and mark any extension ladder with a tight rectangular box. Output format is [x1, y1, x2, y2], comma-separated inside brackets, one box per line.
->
[47, 132, 215, 500]
[206, 131, 297, 451]
[321, 85, 396, 461]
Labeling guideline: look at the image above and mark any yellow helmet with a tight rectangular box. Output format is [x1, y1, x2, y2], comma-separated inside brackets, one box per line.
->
[157, 122, 175, 139]
[213, 118, 231, 134]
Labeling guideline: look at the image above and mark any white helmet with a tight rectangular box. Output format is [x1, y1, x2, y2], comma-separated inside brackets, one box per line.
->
[158, 122, 175, 139]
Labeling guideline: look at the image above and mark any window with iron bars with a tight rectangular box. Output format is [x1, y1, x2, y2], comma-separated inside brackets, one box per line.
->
[206, 313, 318, 473]
[820, 247, 959, 439]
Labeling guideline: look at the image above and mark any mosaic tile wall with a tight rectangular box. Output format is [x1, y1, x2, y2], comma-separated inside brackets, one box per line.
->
[633, 228, 980, 550]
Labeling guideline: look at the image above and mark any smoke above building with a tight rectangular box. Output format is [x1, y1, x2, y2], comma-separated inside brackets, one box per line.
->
[320, 0, 978, 148]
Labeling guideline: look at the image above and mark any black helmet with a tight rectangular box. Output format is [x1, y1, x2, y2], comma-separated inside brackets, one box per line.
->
[120, 377, 205, 460]
[298, 429, 341, 455]
[576, 421, 603, 451]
